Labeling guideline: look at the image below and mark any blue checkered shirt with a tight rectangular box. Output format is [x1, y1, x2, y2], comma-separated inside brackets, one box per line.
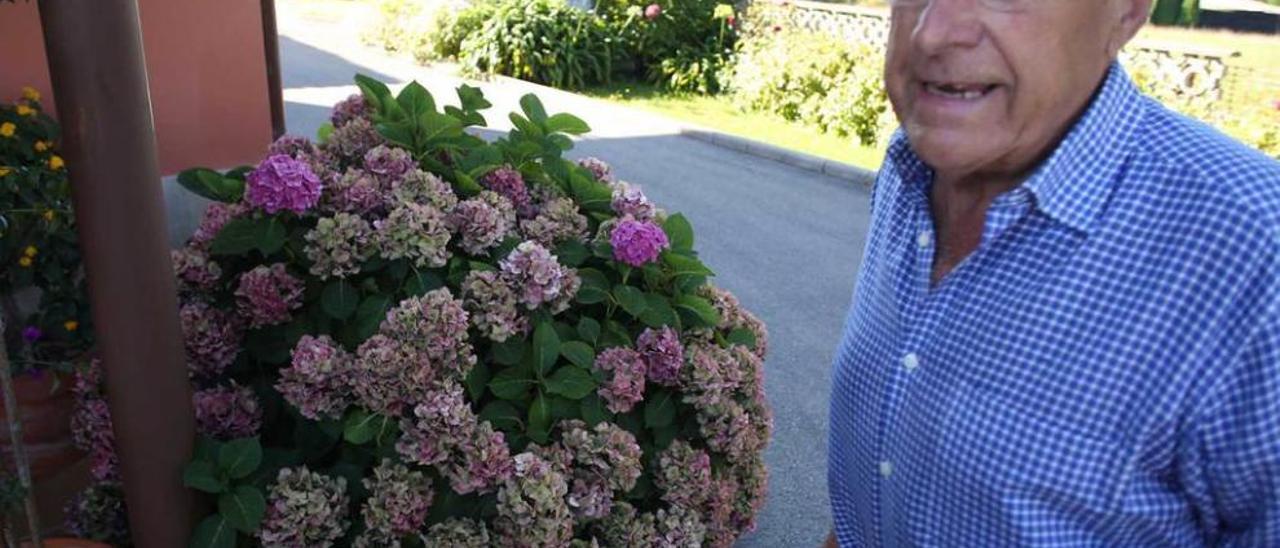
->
[828, 63, 1280, 546]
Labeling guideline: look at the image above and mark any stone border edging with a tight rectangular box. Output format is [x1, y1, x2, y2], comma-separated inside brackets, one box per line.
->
[679, 127, 877, 186]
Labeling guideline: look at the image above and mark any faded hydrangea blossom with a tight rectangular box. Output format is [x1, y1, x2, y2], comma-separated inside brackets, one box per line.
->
[559, 420, 643, 520]
[396, 382, 514, 495]
[71, 396, 118, 482]
[327, 117, 386, 165]
[390, 169, 458, 211]
[681, 340, 742, 410]
[594, 347, 647, 414]
[520, 197, 589, 247]
[597, 502, 658, 546]
[193, 383, 262, 441]
[379, 289, 475, 378]
[360, 459, 434, 542]
[258, 467, 350, 548]
[448, 191, 516, 255]
[64, 481, 129, 546]
[610, 181, 656, 221]
[697, 284, 769, 360]
[653, 504, 708, 547]
[655, 440, 713, 509]
[234, 263, 305, 328]
[495, 452, 573, 548]
[180, 301, 243, 380]
[375, 203, 452, 268]
[698, 399, 763, 464]
[363, 145, 415, 183]
[171, 247, 221, 293]
[421, 517, 491, 548]
[577, 157, 613, 182]
[461, 270, 527, 343]
[324, 168, 384, 215]
[481, 165, 534, 218]
[277, 335, 354, 420]
[190, 202, 249, 250]
[330, 94, 369, 128]
[500, 241, 573, 310]
[354, 335, 435, 417]
[268, 134, 317, 160]
[304, 212, 374, 279]
[637, 326, 683, 386]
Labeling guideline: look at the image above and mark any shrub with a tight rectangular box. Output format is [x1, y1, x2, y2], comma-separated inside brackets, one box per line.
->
[0, 87, 92, 375]
[459, 0, 614, 89]
[414, 1, 497, 63]
[600, 0, 739, 93]
[362, 0, 430, 54]
[726, 28, 891, 147]
[69, 76, 772, 547]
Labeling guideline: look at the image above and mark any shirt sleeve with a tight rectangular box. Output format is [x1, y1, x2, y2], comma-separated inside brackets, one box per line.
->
[1183, 277, 1280, 547]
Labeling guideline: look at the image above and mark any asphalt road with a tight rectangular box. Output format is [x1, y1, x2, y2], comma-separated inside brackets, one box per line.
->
[276, 4, 876, 544]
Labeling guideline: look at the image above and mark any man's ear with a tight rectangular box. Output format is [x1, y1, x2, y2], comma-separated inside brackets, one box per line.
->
[1107, 0, 1153, 56]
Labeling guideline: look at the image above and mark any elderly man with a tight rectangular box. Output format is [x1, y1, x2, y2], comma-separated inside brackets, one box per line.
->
[826, 0, 1280, 545]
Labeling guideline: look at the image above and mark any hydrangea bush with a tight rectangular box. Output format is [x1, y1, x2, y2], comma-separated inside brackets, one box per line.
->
[68, 76, 771, 547]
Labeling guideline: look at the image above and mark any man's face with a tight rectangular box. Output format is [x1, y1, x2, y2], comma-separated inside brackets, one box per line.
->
[885, 0, 1132, 180]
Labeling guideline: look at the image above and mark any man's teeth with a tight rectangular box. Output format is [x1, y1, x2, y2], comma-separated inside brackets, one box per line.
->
[925, 83, 991, 100]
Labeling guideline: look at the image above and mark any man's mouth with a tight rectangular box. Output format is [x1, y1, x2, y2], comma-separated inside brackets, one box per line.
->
[921, 81, 1000, 100]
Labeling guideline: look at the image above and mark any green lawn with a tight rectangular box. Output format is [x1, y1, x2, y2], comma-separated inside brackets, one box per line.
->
[580, 82, 887, 171]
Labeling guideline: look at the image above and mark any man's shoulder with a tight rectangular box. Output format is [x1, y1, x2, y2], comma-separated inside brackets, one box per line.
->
[1126, 97, 1280, 240]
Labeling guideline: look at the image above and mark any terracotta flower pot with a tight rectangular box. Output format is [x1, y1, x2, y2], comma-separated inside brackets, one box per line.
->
[0, 371, 83, 480]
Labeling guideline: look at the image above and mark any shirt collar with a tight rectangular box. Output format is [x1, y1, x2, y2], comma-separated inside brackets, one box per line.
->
[886, 62, 1143, 234]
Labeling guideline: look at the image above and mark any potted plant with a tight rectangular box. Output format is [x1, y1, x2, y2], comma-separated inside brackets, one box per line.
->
[72, 76, 771, 547]
[0, 87, 92, 484]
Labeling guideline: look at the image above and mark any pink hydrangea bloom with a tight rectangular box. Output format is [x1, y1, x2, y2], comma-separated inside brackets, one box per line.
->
[234, 263, 305, 328]
[71, 397, 118, 482]
[360, 459, 434, 541]
[594, 347, 647, 414]
[610, 217, 669, 267]
[656, 440, 713, 509]
[374, 203, 452, 269]
[324, 168, 385, 215]
[519, 197, 588, 247]
[326, 117, 386, 164]
[379, 289, 475, 378]
[362, 145, 416, 183]
[245, 154, 323, 214]
[461, 270, 527, 343]
[353, 334, 434, 417]
[190, 202, 248, 250]
[193, 383, 263, 440]
[330, 94, 369, 128]
[448, 191, 516, 255]
[267, 134, 316, 160]
[304, 212, 374, 279]
[577, 157, 613, 182]
[494, 452, 573, 547]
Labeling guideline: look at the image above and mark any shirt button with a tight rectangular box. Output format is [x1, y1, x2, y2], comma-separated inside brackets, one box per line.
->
[917, 231, 932, 249]
[902, 353, 920, 372]
[879, 460, 894, 478]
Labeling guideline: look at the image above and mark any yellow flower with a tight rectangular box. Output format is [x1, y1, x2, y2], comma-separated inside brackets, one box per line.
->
[0, 122, 14, 138]
[22, 87, 40, 102]
[43, 210, 55, 221]
[48, 156, 64, 170]
[18, 257, 32, 268]
[0, 167, 10, 177]
[64, 320, 79, 332]
[15, 104, 34, 117]
[34, 140, 49, 152]
[23, 246, 37, 257]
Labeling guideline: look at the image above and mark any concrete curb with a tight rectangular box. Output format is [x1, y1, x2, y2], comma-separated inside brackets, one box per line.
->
[678, 127, 877, 187]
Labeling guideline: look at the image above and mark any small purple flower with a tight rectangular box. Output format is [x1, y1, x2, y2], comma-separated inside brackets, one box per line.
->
[245, 154, 323, 214]
[637, 326, 683, 386]
[21, 326, 42, 344]
[610, 217, 669, 267]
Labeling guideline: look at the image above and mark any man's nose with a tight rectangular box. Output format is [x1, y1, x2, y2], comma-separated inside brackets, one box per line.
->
[910, 0, 985, 57]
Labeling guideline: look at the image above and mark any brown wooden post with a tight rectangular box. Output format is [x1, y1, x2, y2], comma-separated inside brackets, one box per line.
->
[262, 0, 287, 139]
[37, 0, 195, 545]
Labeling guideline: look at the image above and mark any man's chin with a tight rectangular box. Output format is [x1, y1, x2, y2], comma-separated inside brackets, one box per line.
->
[904, 128, 1001, 175]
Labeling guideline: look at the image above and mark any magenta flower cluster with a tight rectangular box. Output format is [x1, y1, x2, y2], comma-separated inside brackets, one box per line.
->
[610, 217, 670, 267]
[234, 263, 304, 328]
[245, 154, 324, 214]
